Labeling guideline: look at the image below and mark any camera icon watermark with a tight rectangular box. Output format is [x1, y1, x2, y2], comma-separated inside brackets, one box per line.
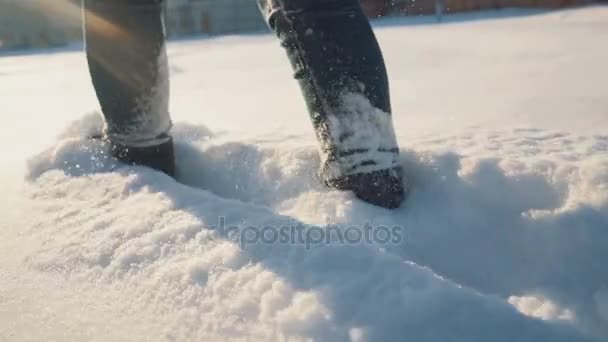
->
[211, 217, 404, 250]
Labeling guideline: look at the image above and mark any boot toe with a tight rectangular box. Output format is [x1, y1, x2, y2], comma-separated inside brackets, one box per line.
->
[328, 168, 406, 209]
[110, 137, 176, 177]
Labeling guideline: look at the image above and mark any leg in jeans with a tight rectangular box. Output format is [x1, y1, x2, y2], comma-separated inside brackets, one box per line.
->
[258, 0, 406, 208]
[83, 0, 175, 176]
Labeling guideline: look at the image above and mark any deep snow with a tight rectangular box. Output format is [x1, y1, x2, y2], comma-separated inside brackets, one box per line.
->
[1, 6, 608, 342]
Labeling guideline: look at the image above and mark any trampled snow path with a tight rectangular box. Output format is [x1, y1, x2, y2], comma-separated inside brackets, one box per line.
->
[1, 6, 608, 342]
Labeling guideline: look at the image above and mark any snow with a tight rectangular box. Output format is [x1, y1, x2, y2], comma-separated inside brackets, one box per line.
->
[508, 295, 574, 321]
[324, 93, 400, 178]
[1, 6, 608, 341]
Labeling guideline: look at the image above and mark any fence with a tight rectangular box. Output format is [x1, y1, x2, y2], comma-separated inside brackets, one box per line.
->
[164, 0, 266, 37]
[0, 0, 84, 50]
[0, 0, 599, 51]
[0, 0, 267, 50]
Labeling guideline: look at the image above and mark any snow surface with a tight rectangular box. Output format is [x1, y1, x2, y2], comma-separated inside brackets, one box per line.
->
[1, 6, 608, 342]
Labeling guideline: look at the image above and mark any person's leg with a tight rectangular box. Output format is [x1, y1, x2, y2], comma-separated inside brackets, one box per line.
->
[83, 0, 175, 176]
[258, 0, 405, 208]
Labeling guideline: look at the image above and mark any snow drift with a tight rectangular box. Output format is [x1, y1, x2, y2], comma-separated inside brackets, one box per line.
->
[20, 113, 606, 341]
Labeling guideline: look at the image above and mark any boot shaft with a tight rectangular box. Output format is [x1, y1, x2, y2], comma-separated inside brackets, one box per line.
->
[84, 0, 171, 146]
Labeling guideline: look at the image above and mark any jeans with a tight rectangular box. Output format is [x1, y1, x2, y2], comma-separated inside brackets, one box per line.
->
[83, 0, 399, 178]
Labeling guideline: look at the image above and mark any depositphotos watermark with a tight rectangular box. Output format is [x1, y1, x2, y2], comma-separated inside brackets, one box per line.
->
[210, 217, 404, 250]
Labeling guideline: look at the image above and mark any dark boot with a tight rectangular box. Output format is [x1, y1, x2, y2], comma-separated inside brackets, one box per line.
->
[110, 135, 176, 177]
[258, 0, 406, 208]
[83, 0, 175, 177]
[328, 168, 404, 209]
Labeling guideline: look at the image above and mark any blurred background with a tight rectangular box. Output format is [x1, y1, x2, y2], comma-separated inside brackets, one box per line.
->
[0, 0, 598, 51]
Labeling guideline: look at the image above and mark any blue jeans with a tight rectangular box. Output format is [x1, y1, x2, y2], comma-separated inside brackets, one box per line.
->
[84, 0, 400, 179]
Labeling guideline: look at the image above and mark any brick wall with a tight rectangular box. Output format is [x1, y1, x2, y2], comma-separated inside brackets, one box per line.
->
[360, 0, 590, 16]
[361, 0, 390, 17]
